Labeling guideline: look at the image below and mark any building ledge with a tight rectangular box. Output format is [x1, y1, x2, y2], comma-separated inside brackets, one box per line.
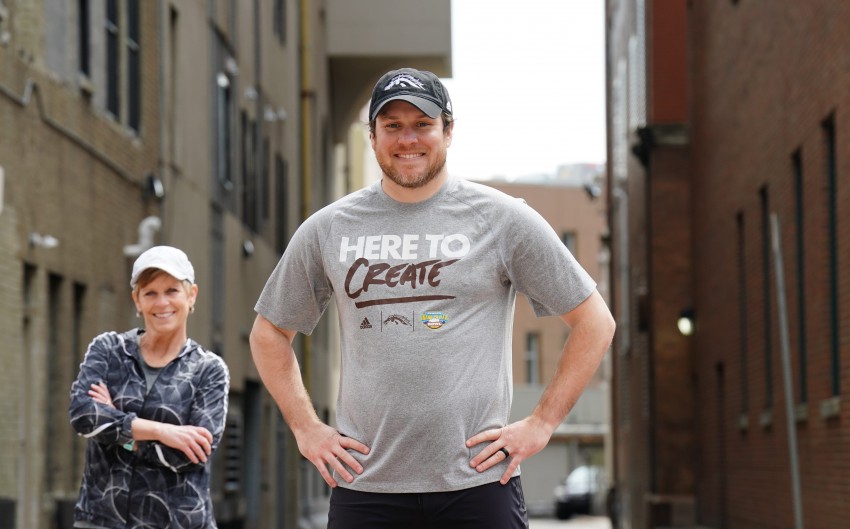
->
[820, 396, 841, 419]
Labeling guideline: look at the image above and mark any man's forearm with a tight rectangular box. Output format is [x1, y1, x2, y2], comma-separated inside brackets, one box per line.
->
[249, 316, 321, 435]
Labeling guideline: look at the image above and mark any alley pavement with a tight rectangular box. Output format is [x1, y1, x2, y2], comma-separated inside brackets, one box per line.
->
[529, 515, 612, 529]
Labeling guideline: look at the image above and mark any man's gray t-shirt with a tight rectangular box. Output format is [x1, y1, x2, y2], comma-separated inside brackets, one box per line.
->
[255, 177, 596, 493]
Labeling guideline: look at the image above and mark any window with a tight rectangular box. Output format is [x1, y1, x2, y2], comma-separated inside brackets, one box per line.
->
[261, 137, 270, 227]
[273, 0, 286, 45]
[525, 333, 540, 385]
[46, 273, 64, 491]
[167, 6, 179, 162]
[275, 156, 289, 253]
[72, 282, 87, 478]
[792, 151, 807, 404]
[241, 111, 257, 230]
[126, 0, 140, 132]
[105, 0, 119, 116]
[562, 231, 577, 256]
[78, 0, 90, 75]
[224, 412, 243, 493]
[72, 282, 88, 381]
[736, 212, 749, 415]
[759, 187, 772, 409]
[105, 0, 141, 132]
[216, 70, 234, 193]
[823, 116, 840, 397]
[240, 108, 271, 233]
[0, 0, 7, 29]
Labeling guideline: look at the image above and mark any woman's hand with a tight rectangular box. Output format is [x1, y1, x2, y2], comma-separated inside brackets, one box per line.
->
[130, 418, 214, 464]
[156, 423, 214, 464]
[88, 382, 115, 408]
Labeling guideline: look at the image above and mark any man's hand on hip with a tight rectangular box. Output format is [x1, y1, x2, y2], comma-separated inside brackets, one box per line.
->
[297, 422, 370, 487]
[466, 416, 552, 485]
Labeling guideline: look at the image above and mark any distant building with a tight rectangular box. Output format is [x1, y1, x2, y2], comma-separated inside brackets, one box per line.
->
[606, 1, 850, 528]
[497, 162, 605, 189]
[482, 179, 611, 516]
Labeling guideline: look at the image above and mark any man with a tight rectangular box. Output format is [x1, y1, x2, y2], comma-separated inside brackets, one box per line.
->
[250, 67, 616, 529]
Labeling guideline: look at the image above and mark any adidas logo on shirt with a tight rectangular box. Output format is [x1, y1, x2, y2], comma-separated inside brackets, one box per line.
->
[360, 318, 373, 329]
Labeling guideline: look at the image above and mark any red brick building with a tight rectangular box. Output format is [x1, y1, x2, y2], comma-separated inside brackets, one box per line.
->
[606, 1, 850, 528]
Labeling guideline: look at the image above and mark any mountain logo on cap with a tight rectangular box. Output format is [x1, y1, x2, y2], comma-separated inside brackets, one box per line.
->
[383, 74, 426, 91]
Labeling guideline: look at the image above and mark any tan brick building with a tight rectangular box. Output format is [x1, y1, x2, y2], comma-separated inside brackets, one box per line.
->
[485, 178, 611, 514]
[0, 1, 450, 528]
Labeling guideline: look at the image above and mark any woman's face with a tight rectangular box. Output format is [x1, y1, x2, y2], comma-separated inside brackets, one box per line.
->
[132, 272, 197, 336]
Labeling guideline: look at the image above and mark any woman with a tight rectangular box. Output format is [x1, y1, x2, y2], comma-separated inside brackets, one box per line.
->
[69, 246, 230, 529]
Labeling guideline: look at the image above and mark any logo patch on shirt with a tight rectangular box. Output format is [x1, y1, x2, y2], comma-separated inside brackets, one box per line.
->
[420, 311, 449, 330]
[383, 314, 412, 327]
[359, 317, 373, 329]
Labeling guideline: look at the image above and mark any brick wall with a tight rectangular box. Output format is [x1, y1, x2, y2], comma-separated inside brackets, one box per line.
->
[690, 2, 850, 528]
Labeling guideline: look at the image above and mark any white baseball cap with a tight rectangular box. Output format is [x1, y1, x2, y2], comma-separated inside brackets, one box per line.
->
[130, 246, 195, 288]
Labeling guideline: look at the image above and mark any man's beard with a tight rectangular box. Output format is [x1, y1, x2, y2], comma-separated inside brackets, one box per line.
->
[378, 150, 448, 189]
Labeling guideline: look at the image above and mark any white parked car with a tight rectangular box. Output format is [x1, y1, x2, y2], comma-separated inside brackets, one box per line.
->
[553, 465, 604, 519]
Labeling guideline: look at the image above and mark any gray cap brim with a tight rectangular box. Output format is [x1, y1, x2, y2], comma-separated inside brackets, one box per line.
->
[370, 95, 442, 121]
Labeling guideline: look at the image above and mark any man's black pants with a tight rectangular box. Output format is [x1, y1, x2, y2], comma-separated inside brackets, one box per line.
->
[327, 476, 528, 529]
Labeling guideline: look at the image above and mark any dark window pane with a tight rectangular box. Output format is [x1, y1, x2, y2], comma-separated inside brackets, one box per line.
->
[127, 0, 139, 41]
[759, 187, 772, 408]
[78, 0, 90, 75]
[127, 0, 140, 131]
[792, 151, 806, 403]
[823, 116, 839, 396]
[275, 157, 288, 253]
[105, 0, 119, 116]
[128, 47, 140, 131]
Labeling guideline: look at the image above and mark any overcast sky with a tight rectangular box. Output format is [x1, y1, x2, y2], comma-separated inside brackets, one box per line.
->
[441, 0, 606, 181]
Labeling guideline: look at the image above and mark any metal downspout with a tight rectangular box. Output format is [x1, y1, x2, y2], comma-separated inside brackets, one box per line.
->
[298, 0, 312, 391]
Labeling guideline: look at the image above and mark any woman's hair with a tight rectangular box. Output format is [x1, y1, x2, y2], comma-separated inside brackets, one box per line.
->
[132, 268, 194, 296]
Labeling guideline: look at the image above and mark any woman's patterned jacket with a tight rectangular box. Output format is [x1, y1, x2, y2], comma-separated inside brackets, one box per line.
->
[69, 329, 230, 529]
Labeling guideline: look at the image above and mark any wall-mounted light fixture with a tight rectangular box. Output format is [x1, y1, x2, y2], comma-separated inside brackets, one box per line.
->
[145, 172, 165, 200]
[224, 57, 239, 77]
[244, 86, 258, 100]
[264, 105, 287, 123]
[29, 232, 60, 249]
[583, 182, 602, 200]
[677, 308, 695, 336]
[242, 239, 255, 258]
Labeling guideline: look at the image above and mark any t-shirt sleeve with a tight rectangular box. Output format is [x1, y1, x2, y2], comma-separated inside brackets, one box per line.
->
[254, 217, 333, 335]
[499, 198, 597, 317]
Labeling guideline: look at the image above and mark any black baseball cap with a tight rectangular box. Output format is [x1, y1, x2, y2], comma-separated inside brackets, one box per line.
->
[368, 68, 453, 121]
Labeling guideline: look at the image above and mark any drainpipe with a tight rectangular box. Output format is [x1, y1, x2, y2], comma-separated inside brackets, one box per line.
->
[156, 0, 167, 239]
[254, 0, 262, 232]
[298, 0, 313, 389]
[123, 216, 162, 257]
[297, 1, 315, 524]
[770, 214, 805, 529]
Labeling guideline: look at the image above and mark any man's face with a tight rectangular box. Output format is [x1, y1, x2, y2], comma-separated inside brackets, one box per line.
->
[370, 100, 452, 190]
